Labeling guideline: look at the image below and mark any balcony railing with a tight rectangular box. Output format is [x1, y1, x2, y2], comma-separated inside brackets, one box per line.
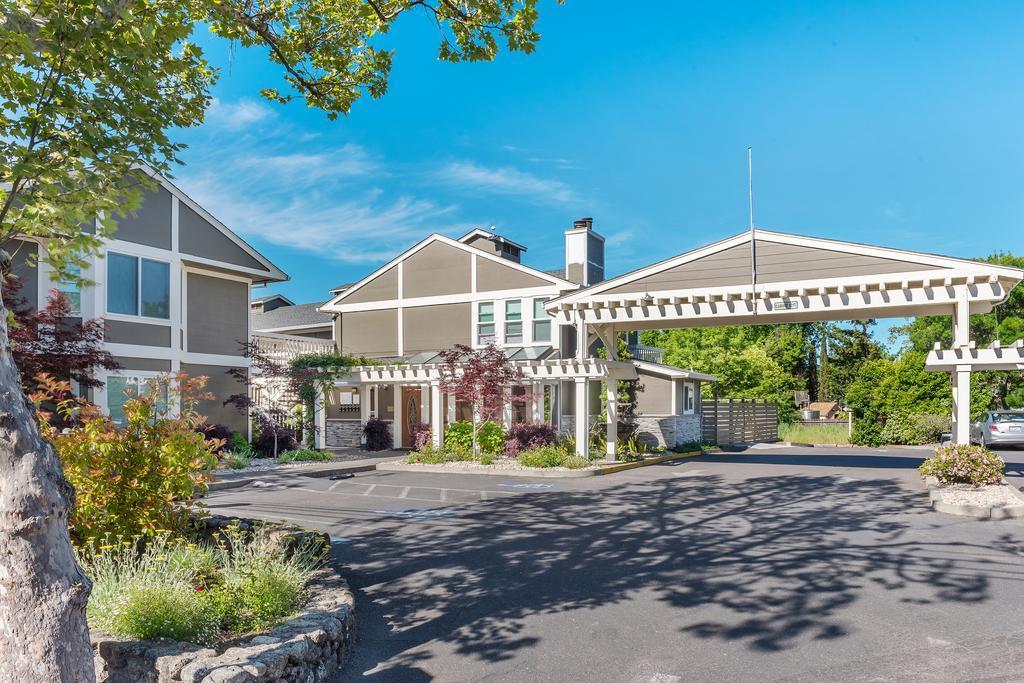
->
[253, 332, 334, 364]
[628, 343, 663, 364]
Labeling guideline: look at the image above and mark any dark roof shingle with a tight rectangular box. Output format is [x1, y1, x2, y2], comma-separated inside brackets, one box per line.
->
[251, 301, 332, 331]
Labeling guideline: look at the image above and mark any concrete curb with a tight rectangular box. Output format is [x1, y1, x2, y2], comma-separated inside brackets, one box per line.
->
[922, 475, 1024, 520]
[376, 449, 707, 478]
[207, 458, 399, 492]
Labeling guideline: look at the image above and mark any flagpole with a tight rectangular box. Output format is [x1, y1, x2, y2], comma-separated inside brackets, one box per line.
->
[748, 147, 757, 307]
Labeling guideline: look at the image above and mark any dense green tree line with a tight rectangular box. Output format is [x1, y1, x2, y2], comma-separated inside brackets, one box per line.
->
[642, 253, 1024, 444]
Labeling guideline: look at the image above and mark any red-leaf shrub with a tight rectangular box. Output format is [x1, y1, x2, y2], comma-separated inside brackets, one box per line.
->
[363, 418, 393, 451]
[504, 422, 557, 457]
[410, 422, 431, 450]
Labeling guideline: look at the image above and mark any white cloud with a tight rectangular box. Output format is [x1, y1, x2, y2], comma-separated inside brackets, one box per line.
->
[178, 165, 457, 263]
[241, 144, 379, 181]
[436, 161, 579, 204]
[206, 98, 277, 131]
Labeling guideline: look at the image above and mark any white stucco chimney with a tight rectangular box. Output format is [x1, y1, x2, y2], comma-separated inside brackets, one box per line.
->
[564, 217, 605, 287]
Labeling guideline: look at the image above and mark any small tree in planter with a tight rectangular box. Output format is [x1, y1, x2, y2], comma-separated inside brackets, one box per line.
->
[437, 344, 526, 456]
[225, 341, 316, 458]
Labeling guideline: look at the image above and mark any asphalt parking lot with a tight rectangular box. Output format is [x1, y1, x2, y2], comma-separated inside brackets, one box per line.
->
[205, 446, 1024, 682]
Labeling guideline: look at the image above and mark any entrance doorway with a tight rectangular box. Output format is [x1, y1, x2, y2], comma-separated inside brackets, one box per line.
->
[401, 386, 420, 448]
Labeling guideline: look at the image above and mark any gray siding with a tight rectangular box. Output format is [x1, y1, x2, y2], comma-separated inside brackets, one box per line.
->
[635, 371, 675, 416]
[4, 239, 38, 312]
[344, 266, 398, 304]
[476, 257, 549, 292]
[187, 273, 248, 356]
[181, 363, 247, 433]
[113, 185, 172, 249]
[403, 242, 471, 297]
[111, 356, 172, 372]
[606, 239, 941, 295]
[340, 309, 398, 357]
[106, 320, 172, 347]
[178, 202, 266, 271]
[403, 303, 471, 354]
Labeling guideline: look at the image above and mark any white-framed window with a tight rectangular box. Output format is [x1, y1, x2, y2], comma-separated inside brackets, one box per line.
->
[477, 301, 496, 345]
[105, 373, 169, 425]
[55, 263, 81, 315]
[532, 297, 551, 343]
[107, 252, 170, 319]
[683, 382, 695, 414]
[504, 299, 523, 344]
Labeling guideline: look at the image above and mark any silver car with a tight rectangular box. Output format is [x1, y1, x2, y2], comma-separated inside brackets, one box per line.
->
[972, 410, 1024, 447]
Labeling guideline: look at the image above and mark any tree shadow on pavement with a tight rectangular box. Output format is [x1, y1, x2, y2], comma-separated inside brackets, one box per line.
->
[332, 472, 1023, 679]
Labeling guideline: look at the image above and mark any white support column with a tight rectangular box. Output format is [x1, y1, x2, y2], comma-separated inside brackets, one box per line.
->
[502, 393, 513, 428]
[605, 379, 618, 460]
[359, 384, 371, 446]
[314, 387, 326, 450]
[419, 385, 430, 425]
[576, 317, 589, 362]
[532, 383, 544, 423]
[951, 291, 972, 445]
[574, 377, 589, 457]
[393, 384, 403, 448]
[430, 382, 443, 449]
[446, 392, 457, 424]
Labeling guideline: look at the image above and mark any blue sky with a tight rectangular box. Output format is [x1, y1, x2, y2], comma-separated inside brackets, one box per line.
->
[172, 1, 1024, 344]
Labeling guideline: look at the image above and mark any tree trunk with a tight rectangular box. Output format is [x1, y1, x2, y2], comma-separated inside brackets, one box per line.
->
[0, 289, 95, 681]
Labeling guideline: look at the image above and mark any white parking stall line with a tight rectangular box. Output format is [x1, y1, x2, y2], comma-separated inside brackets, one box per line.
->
[399, 486, 411, 499]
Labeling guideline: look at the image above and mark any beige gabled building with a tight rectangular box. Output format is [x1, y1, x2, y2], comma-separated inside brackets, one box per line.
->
[267, 219, 715, 450]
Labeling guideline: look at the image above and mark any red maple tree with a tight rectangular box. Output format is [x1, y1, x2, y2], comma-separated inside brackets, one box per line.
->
[6, 286, 119, 393]
[437, 344, 526, 455]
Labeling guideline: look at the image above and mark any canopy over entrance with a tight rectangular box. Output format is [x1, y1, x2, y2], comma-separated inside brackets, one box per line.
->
[545, 230, 1024, 454]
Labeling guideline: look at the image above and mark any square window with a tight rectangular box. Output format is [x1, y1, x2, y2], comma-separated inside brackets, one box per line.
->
[505, 321, 523, 344]
[141, 259, 170, 319]
[533, 298, 548, 319]
[107, 253, 138, 315]
[478, 301, 494, 323]
[532, 320, 551, 343]
[477, 323, 496, 345]
[505, 299, 522, 321]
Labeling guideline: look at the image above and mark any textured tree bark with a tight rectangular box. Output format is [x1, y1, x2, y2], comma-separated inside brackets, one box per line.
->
[0, 289, 95, 681]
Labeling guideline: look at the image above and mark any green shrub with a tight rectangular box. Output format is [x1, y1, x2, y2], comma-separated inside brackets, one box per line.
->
[478, 421, 506, 453]
[407, 448, 446, 464]
[276, 448, 331, 464]
[519, 445, 569, 468]
[38, 374, 218, 547]
[231, 432, 255, 457]
[443, 419, 505, 453]
[562, 455, 590, 469]
[82, 530, 322, 644]
[226, 452, 251, 469]
[478, 453, 495, 465]
[919, 444, 1005, 486]
[879, 412, 950, 445]
[444, 420, 474, 450]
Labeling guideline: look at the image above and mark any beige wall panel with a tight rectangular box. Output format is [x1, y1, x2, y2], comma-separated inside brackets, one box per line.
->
[340, 309, 398, 358]
[403, 242, 471, 297]
[181, 363, 247, 433]
[635, 371, 675, 416]
[606, 240, 944, 295]
[187, 273, 248, 356]
[476, 257, 549, 292]
[113, 185, 172, 250]
[343, 266, 398, 304]
[402, 303, 471, 354]
[4, 239, 38, 312]
[106, 320, 172, 347]
[178, 203, 266, 271]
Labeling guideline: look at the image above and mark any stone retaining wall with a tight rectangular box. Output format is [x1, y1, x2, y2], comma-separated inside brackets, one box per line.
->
[92, 516, 355, 683]
[325, 419, 362, 448]
[635, 414, 702, 449]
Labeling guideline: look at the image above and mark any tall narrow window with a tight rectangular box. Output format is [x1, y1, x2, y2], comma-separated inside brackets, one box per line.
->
[477, 301, 495, 345]
[106, 252, 170, 319]
[56, 263, 81, 315]
[532, 297, 551, 343]
[504, 299, 522, 344]
[683, 383, 695, 414]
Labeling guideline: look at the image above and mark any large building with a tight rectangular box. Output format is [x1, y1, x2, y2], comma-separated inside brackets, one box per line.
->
[8, 172, 288, 433]
[253, 219, 715, 451]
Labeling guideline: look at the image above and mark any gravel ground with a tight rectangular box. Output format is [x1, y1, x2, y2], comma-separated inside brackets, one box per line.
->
[933, 483, 1024, 508]
[217, 457, 330, 474]
[395, 456, 598, 473]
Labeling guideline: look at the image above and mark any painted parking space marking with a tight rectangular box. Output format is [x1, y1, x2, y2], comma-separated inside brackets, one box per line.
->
[372, 508, 459, 520]
[672, 469, 710, 478]
[496, 482, 558, 489]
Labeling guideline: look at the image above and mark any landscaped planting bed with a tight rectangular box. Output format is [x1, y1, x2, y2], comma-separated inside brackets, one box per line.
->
[919, 444, 1024, 519]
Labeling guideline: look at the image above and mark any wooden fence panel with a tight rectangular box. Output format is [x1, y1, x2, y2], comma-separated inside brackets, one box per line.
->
[701, 398, 778, 445]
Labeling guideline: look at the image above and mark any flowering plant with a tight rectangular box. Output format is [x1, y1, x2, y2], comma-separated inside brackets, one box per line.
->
[919, 444, 1005, 486]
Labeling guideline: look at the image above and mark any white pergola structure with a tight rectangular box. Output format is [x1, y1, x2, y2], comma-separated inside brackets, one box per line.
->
[545, 230, 1024, 455]
[317, 358, 637, 451]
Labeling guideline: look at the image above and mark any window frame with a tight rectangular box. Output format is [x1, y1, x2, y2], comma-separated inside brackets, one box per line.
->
[531, 297, 552, 344]
[104, 371, 170, 425]
[106, 251, 171, 321]
[477, 301, 496, 346]
[504, 299, 523, 344]
[683, 382, 695, 415]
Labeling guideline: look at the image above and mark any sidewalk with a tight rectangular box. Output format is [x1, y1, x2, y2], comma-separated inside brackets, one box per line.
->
[206, 451, 405, 492]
